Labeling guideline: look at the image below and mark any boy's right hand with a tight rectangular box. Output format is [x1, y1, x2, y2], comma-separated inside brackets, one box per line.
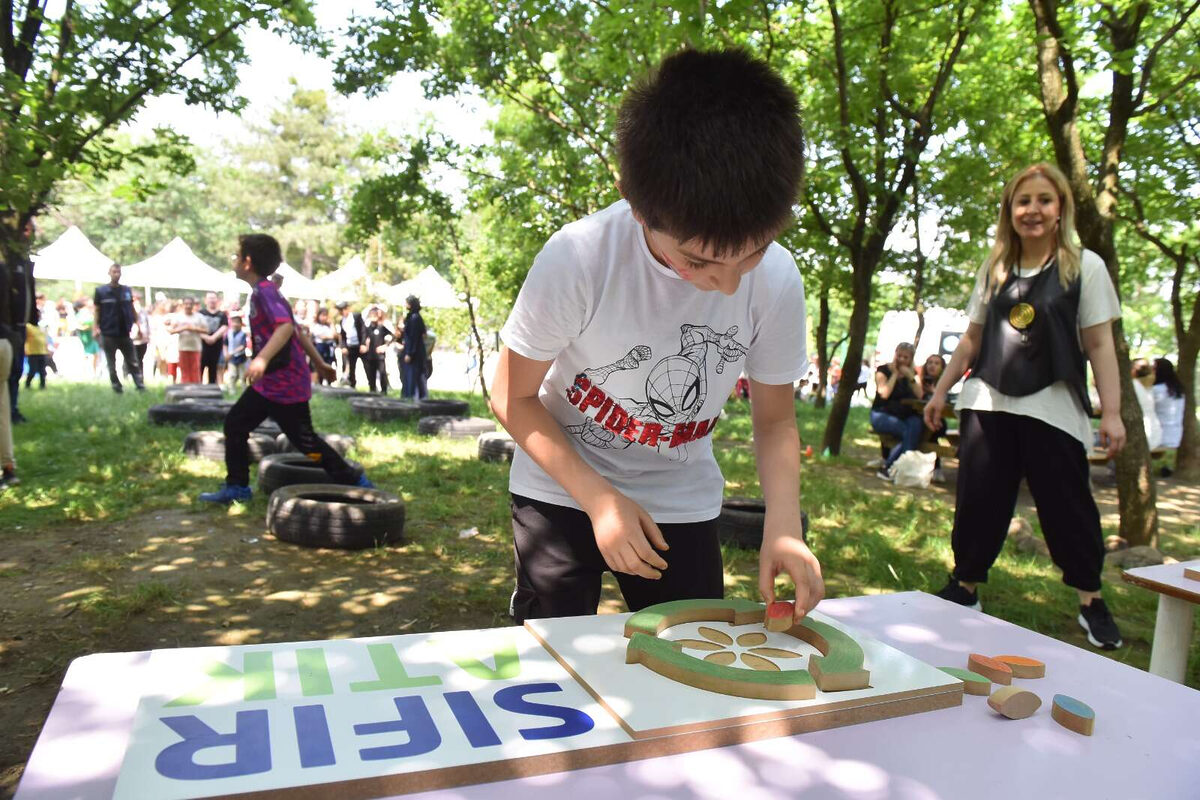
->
[585, 492, 669, 579]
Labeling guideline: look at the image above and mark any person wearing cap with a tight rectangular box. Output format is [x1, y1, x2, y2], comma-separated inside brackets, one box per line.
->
[336, 301, 365, 389]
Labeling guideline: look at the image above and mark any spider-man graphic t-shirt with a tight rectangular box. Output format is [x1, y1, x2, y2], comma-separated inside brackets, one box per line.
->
[501, 200, 807, 523]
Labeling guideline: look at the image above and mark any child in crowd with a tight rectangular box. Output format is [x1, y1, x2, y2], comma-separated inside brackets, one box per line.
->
[490, 49, 820, 624]
[200, 234, 373, 504]
[24, 322, 49, 389]
[224, 315, 248, 390]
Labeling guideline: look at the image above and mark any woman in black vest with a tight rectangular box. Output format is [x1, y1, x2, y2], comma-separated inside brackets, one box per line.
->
[923, 163, 1126, 650]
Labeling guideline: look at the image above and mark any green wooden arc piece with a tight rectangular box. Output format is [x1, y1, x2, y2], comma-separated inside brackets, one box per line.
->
[623, 599, 870, 697]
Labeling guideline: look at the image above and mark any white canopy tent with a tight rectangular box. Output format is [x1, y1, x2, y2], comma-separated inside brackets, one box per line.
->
[384, 266, 464, 309]
[122, 238, 241, 298]
[31, 226, 115, 284]
[228, 262, 323, 300]
[311, 255, 371, 301]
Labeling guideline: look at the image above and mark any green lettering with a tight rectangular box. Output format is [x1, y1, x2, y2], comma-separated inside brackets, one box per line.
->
[166, 652, 276, 707]
[349, 643, 442, 692]
[297, 648, 334, 697]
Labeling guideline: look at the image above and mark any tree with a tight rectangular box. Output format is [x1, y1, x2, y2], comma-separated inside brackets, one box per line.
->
[1026, 0, 1200, 544]
[1, 0, 319, 260]
[227, 81, 374, 277]
[1120, 109, 1200, 480]
[794, 0, 989, 455]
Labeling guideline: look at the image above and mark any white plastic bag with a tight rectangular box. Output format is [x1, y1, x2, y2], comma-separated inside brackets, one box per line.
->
[891, 450, 937, 488]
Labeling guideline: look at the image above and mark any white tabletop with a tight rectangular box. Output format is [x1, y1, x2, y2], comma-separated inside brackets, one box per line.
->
[16, 591, 1200, 800]
[1123, 559, 1200, 604]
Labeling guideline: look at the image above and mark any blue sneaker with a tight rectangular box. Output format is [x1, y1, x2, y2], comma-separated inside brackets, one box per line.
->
[199, 483, 253, 504]
[353, 474, 376, 489]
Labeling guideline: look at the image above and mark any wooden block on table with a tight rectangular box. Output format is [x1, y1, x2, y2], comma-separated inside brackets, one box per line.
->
[939, 667, 991, 696]
[1051, 694, 1095, 736]
[968, 653, 1013, 685]
[993, 654, 1046, 679]
[988, 686, 1041, 719]
[764, 600, 795, 632]
[1184, 566, 1200, 582]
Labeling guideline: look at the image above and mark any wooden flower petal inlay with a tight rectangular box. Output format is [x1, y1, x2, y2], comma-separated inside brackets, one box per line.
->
[736, 632, 768, 647]
[673, 639, 724, 651]
[704, 651, 737, 666]
[698, 626, 733, 646]
[740, 653, 781, 671]
[749, 647, 803, 659]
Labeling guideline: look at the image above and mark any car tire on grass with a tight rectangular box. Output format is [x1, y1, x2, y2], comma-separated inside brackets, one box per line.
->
[478, 431, 516, 462]
[254, 420, 283, 437]
[716, 497, 810, 550]
[165, 385, 224, 402]
[257, 452, 364, 495]
[184, 431, 277, 461]
[148, 403, 230, 426]
[417, 398, 470, 417]
[267, 484, 405, 550]
[275, 432, 355, 457]
[349, 397, 420, 422]
[313, 386, 363, 399]
[418, 415, 496, 439]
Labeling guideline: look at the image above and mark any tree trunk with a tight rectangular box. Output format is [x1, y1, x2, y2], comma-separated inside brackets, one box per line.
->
[301, 247, 314, 279]
[814, 281, 831, 409]
[821, 265, 873, 455]
[1175, 338, 1200, 481]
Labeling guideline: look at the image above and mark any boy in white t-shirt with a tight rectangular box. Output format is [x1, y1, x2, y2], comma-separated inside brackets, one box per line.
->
[491, 49, 821, 625]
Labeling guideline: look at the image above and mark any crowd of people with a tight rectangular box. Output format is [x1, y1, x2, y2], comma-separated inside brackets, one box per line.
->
[11, 272, 435, 399]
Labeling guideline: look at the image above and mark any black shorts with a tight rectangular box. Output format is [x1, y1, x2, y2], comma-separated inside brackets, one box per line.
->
[509, 493, 723, 624]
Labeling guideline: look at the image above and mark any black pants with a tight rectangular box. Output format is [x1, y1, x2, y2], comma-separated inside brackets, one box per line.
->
[127, 343, 148, 377]
[509, 494, 724, 624]
[25, 355, 47, 388]
[102, 334, 144, 390]
[7, 325, 24, 416]
[363, 356, 388, 394]
[201, 344, 222, 384]
[223, 388, 358, 487]
[950, 409, 1104, 592]
[342, 348, 361, 387]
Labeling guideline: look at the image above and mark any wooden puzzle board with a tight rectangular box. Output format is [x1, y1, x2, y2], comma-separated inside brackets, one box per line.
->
[95, 607, 958, 799]
[525, 609, 963, 739]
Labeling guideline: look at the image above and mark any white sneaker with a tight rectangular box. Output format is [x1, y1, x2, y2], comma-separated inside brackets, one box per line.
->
[876, 467, 893, 482]
[866, 457, 883, 469]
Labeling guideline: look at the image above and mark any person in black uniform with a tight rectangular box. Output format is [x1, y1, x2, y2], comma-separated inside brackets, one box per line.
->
[93, 263, 146, 393]
[336, 301, 366, 389]
[924, 163, 1126, 650]
[4, 217, 36, 423]
[359, 305, 393, 394]
[198, 291, 229, 385]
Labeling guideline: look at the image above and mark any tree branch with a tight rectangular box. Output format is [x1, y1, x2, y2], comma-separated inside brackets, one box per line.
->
[1133, 0, 1200, 110]
[827, 0, 869, 234]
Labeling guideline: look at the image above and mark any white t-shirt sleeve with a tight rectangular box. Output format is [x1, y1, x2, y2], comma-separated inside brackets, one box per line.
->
[501, 232, 593, 362]
[743, 255, 808, 385]
[1078, 250, 1121, 328]
[965, 262, 990, 324]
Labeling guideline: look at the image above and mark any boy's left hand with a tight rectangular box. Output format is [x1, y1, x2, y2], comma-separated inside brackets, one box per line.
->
[247, 356, 267, 384]
[759, 522, 823, 622]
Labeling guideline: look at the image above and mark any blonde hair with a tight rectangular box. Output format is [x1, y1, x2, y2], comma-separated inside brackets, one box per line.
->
[982, 162, 1081, 298]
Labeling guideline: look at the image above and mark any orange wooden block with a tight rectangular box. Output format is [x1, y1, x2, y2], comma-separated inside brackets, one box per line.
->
[968, 653, 1013, 685]
[993, 655, 1046, 679]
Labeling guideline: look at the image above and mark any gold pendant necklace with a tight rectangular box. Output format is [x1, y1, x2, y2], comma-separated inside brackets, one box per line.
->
[1009, 254, 1051, 340]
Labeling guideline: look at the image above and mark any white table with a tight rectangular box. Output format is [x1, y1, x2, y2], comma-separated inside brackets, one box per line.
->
[1122, 559, 1200, 683]
[16, 591, 1200, 800]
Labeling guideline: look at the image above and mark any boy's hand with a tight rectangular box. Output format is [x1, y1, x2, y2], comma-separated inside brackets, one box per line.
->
[759, 520, 823, 622]
[246, 356, 267, 385]
[923, 391, 946, 430]
[586, 492, 669, 580]
[316, 362, 336, 383]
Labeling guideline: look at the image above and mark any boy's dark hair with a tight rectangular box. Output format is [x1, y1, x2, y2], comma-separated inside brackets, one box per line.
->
[238, 233, 283, 277]
[616, 48, 803, 256]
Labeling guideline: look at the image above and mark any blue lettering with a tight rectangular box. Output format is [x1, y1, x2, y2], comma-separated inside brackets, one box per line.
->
[492, 682, 595, 741]
[354, 696, 441, 761]
[444, 691, 501, 748]
[294, 704, 336, 768]
[154, 711, 270, 780]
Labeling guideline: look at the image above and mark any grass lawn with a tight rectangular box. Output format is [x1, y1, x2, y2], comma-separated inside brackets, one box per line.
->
[0, 380, 1198, 792]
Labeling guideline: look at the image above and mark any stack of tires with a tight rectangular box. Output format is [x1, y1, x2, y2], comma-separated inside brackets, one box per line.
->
[266, 484, 405, 550]
[418, 415, 496, 439]
[313, 386, 362, 399]
[150, 384, 231, 426]
[183, 430, 277, 462]
[716, 497, 810, 549]
[257, 452, 366, 495]
[478, 431, 516, 462]
[349, 396, 420, 422]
